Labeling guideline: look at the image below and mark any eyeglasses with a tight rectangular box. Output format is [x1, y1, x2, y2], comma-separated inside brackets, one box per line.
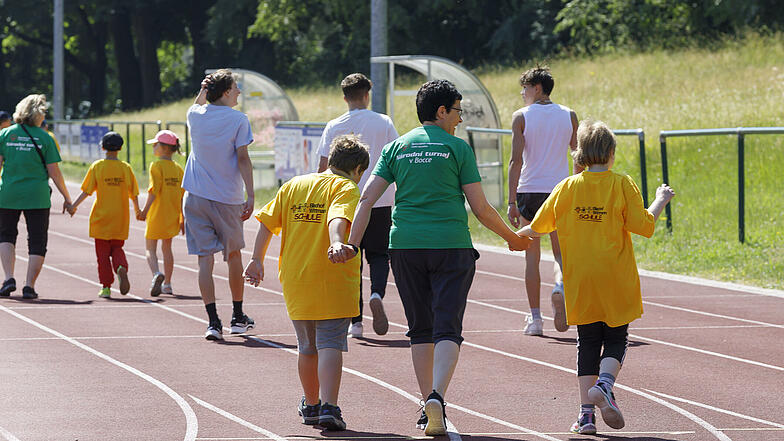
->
[450, 107, 463, 116]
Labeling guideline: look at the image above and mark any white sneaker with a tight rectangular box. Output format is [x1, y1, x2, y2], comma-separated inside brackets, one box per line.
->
[551, 282, 569, 332]
[523, 315, 543, 336]
[348, 322, 363, 338]
[150, 272, 164, 297]
[161, 283, 173, 295]
[369, 293, 388, 336]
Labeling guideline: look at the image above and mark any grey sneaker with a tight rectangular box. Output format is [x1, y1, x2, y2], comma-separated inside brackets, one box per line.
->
[551, 282, 569, 332]
[297, 397, 320, 425]
[205, 321, 223, 341]
[150, 272, 164, 297]
[117, 266, 130, 295]
[588, 383, 625, 429]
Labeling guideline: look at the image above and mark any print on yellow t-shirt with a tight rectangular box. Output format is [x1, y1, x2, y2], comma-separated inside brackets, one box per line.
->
[145, 159, 185, 240]
[81, 159, 139, 240]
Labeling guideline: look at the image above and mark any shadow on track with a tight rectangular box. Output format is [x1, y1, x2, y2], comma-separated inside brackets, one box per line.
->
[2, 297, 93, 305]
[355, 336, 411, 348]
[214, 335, 297, 349]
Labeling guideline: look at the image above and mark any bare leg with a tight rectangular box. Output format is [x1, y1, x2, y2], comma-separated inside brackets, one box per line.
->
[318, 348, 343, 405]
[298, 352, 320, 405]
[226, 250, 244, 302]
[145, 239, 159, 274]
[432, 340, 460, 397]
[524, 237, 542, 310]
[411, 343, 434, 399]
[198, 254, 215, 305]
[161, 238, 174, 284]
[25, 254, 44, 288]
[549, 230, 564, 286]
[0, 242, 15, 281]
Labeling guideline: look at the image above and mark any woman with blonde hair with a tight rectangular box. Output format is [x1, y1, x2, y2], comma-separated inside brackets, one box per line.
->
[0, 94, 72, 299]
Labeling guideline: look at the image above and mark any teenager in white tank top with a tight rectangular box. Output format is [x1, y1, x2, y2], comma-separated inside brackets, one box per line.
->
[517, 103, 574, 193]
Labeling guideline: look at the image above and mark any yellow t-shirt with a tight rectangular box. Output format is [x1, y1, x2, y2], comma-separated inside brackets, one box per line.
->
[256, 172, 360, 320]
[145, 159, 184, 239]
[530, 171, 655, 327]
[81, 159, 139, 240]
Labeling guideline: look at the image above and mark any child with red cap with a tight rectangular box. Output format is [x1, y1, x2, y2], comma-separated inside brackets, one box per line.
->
[139, 130, 185, 296]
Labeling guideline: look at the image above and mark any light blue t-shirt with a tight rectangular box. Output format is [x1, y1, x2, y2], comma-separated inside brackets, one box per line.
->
[183, 104, 254, 204]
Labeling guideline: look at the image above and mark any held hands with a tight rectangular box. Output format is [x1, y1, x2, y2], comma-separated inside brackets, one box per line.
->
[62, 201, 76, 217]
[327, 242, 358, 263]
[243, 258, 264, 286]
[508, 232, 532, 252]
[655, 184, 676, 204]
[135, 208, 144, 221]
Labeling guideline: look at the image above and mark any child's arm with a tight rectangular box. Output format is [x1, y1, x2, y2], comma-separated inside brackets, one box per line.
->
[139, 193, 156, 220]
[244, 223, 273, 286]
[647, 184, 676, 221]
[131, 196, 142, 220]
[68, 191, 89, 216]
[517, 225, 547, 238]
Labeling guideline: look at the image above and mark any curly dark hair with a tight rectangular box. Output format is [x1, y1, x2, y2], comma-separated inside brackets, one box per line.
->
[519, 65, 554, 96]
[415, 80, 462, 123]
[205, 69, 237, 103]
[341, 73, 372, 101]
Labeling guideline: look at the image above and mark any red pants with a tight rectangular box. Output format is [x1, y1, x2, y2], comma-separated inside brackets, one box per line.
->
[95, 239, 128, 288]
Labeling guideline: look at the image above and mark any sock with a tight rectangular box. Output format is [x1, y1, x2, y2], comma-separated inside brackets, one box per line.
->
[598, 372, 616, 389]
[232, 301, 244, 318]
[205, 303, 219, 323]
[530, 308, 542, 320]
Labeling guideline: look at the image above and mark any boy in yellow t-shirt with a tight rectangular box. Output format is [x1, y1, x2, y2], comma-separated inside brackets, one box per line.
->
[518, 120, 675, 435]
[70, 132, 141, 298]
[243, 135, 369, 431]
[139, 130, 185, 296]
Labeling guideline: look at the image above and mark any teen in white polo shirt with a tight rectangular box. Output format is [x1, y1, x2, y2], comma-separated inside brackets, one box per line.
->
[317, 73, 398, 338]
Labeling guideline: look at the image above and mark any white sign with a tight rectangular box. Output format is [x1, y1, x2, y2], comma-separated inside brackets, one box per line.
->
[273, 125, 323, 182]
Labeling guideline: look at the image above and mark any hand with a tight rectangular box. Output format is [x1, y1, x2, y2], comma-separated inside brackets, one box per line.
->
[135, 209, 144, 221]
[508, 233, 532, 252]
[327, 242, 358, 263]
[62, 201, 72, 216]
[240, 198, 254, 221]
[655, 184, 675, 203]
[507, 203, 521, 228]
[243, 258, 264, 286]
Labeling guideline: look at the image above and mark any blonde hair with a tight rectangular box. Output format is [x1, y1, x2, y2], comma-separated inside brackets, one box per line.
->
[572, 120, 616, 168]
[328, 134, 369, 173]
[13, 94, 47, 126]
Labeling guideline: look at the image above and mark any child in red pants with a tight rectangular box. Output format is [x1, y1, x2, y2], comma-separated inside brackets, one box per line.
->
[70, 132, 141, 297]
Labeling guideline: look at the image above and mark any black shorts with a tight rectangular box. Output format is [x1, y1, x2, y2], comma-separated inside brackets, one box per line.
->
[390, 248, 479, 345]
[576, 322, 629, 376]
[360, 206, 391, 253]
[0, 208, 50, 256]
[516, 192, 550, 221]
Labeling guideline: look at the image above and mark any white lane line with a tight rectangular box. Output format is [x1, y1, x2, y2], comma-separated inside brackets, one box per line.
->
[0, 303, 198, 441]
[0, 425, 21, 441]
[189, 395, 286, 441]
[630, 334, 784, 372]
[644, 389, 784, 428]
[642, 301, 784, 329]
[472, 242, 784, 299]
[39, 239, 567, 441]
[6, 302, 285, 310]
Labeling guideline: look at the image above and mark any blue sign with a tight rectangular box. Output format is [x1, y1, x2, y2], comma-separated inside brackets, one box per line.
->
[80, 125, 110, 160]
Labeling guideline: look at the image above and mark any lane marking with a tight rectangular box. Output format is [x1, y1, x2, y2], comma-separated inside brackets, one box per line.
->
[642, 301, 784, 329]
[0, 302, 198, 441]
[644, 389, 784, 428]
[189, 395, 286, 441]
[0, 425, 21, 441]
[5, 302, 285, 311]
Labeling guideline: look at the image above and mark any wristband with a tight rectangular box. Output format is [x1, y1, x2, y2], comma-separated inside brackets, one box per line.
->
[508, 202, 516, 206]
[349, 244, 359, 254]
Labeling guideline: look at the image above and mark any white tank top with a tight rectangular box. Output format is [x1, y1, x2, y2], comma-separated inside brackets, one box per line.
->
[516, 103, 573, 193]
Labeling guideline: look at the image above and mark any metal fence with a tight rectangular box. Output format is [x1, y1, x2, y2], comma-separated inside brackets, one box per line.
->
[465, 127, 649, 208]
[659, 127, 784, 243]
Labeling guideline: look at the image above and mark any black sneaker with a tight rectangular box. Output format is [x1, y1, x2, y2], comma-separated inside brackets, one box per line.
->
[22, 286, 38, 300]
[230, 314, 255, 334]
[318, 403, 346, 431]
[0, 278, 16, 296]
[297, 397, 321, 425]
[416, 404, 428, 430]
[424, 390, 447, 436]
[205, 321, 223, 340]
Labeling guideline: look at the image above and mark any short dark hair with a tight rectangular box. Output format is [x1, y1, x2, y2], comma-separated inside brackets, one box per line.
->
[519, 65, 554, 96]
[341, 73, 372, 101]
[101, 131, 124, 151]
[328, 134, 369, 174]
[205, 69, 237, 103]
[415, 80, 462, 123]
[0, 111, 10, 122]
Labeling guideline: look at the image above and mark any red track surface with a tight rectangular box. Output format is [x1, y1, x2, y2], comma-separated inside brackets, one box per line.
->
[1, 187, 782, 441]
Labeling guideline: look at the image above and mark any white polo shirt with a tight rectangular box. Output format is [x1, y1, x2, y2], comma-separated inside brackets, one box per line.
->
[317, 108, 398, 207]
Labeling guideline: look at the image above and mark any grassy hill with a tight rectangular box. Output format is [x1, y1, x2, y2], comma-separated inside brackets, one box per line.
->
[79, 33, 784, 289]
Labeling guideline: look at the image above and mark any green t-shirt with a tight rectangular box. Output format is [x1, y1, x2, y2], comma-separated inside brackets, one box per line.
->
[0, 124, 61, 209]
[373, 125, 481, 249]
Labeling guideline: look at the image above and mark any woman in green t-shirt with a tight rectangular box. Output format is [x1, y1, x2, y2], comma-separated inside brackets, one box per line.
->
[0, 94, 72, 299]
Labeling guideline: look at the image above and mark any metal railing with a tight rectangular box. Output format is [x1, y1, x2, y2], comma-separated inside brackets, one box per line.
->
[466, 127, 648, 207]
[659, 127, 784, 243]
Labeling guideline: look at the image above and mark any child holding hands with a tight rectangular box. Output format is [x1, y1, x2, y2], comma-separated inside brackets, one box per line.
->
[139, 130, 185, 296]
[70, 132, 141, 298]
[518, 120, 675, 435]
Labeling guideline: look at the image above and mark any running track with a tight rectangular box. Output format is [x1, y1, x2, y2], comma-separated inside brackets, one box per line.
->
[1, 185, 782, 441]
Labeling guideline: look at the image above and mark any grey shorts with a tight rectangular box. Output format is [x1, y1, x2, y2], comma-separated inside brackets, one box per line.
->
[183, 192, 245, 261]
[291, 318, 351, 355]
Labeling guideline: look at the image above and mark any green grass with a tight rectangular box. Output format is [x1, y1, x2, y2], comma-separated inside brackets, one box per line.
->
[78, 33, 784, 289]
